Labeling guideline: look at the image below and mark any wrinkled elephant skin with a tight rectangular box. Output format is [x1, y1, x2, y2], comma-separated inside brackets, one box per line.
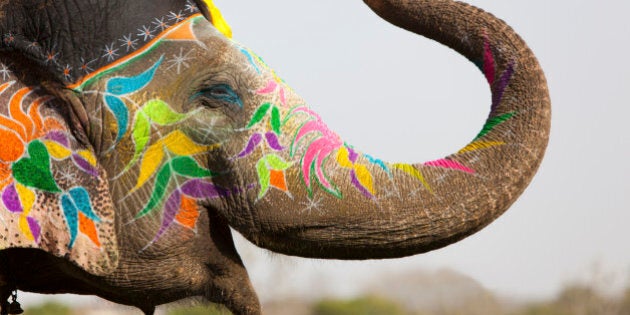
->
[0, 0, 549, 314]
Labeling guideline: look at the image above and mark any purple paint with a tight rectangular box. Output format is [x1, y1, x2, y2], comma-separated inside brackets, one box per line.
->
[27, 216, 41, 243]
[154, 190, 181, 241]
[350, 170, 374, 199]
[2, 184, 22, 213]
[347, 147, 360, 163]
[181, 179, 228, 199]
[45, 131, 70, 147]
[491, 61, 515, 111]
[72, 155, 99, 177]
[237, 133, 263, 158]
[265, 132, 285, 151]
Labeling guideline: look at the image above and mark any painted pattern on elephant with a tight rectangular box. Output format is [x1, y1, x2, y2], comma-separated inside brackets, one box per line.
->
[0, 0, 551, 313]
[0, 0, 518, 257]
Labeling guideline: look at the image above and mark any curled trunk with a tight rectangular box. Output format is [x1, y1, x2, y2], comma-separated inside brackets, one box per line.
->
[226, 0, 550, 259]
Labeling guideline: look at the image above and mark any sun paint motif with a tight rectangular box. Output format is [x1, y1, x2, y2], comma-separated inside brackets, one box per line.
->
[0, 81, 104, 248]
[0, 77, 120, 278]
[0, 1, 231, 268]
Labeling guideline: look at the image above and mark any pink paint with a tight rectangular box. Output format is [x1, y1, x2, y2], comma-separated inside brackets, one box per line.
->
[256, 80, 277, 95]
[424, 158, 475, 174]
[483, 39, 495, 85]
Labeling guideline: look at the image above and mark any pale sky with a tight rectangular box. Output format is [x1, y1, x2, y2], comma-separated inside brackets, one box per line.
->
[23, 0, 630, 308]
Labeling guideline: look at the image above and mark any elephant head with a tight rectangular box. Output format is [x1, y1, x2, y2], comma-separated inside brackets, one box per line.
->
[0, 0, 549, 314]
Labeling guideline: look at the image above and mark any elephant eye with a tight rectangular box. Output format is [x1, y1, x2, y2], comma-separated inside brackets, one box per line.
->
[194, 84, 243, 109]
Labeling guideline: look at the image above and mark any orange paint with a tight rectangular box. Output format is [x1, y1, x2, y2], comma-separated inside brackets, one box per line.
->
[0, 129, 24, 162]
[28, 96, 53, 138]
[164, 22, 197, 41]
[9, 87, 31, 140]
[0, 164, 11, 190]
[0, 82, 12, 94]
[269, 170, 287, 192]
[78, 212, 101, 247]
[175, 196, 199, 229]
[67, 14, 203, 90]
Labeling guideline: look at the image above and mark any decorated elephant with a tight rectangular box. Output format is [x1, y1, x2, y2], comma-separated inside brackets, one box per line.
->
[0, 0, 550, 314]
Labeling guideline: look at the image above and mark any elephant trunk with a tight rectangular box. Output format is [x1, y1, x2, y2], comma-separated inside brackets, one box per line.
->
[225, 0, 550, 259]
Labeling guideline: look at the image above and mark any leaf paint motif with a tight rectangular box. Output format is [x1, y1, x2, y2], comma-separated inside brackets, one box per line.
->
[12, 140, 60, 193]
[61, 187, 101, 249]
[104, 57, 164, 144]
[246, 103, 271, 128]
[127, 99, 188, 171]
[171, 156, 214, 178]
[135, 130, 215, 189]
[136, 164, 172, 219]
[392, 163, 432, 193]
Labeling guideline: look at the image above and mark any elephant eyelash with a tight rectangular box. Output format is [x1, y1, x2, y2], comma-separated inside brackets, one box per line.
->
[192, 84, 243, 109]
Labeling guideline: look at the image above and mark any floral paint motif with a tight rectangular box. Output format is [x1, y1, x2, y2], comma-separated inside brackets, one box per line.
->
[238, 102, 293, 199]
[96, 58, 226, 247]
[237, 35, 518, 201]
[0, 82, 102, 248]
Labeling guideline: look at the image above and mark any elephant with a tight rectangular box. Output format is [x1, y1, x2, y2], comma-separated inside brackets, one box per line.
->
[0, 0, 550, 314]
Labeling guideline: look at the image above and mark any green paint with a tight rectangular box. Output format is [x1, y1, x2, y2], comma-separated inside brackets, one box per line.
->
[475, 111, 516, 140]
[136, 164, 172, 219]
[143, 99, 187, 125]
[263, 154, 292, 170]
[12, 140, 61, 193]
[271, 106, 281, 134]
[171, 156, 214, 178]
[256, 158, 270, 198]
[126, 99, 190, 172]
[247, 103, 271, 128]
[131, 114, 151, 164]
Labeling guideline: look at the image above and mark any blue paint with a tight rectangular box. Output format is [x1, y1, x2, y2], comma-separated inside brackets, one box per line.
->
[104, 95, 129, 143]
[106, 56, 164, 95]
[193, 84, 243, 108]
[103, 57, 164, 143]
[61, 193, 79, 249]
[365, 154, 391, 175]
[61, 187, 100, 249]
[68, 187, 101, 223]
[239, 48, 261, 74]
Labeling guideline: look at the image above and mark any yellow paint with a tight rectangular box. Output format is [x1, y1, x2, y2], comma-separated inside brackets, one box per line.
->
[393, 163, 433, 194]
[16, 184, 35, 216]
[78, 150, 97, 166]
[44, 140, 72, 160]
[16, 184, 36, 242]
[135, 131, 219, 189]
[162, 130, 218, 156]
[458, 141, 505, 154]
[202, 0, 232, 38]
[336, 146, 353, 168]
[135, 142, 165, 189]
[18, 216, 34, 241]
[354, 164, 375, 195]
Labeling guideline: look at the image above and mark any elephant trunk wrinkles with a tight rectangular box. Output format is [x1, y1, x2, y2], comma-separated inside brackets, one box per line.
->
[227, 0, 550, 259]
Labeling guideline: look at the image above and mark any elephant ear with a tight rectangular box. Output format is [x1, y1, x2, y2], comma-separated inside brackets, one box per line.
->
[0, 63, 118, 275]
